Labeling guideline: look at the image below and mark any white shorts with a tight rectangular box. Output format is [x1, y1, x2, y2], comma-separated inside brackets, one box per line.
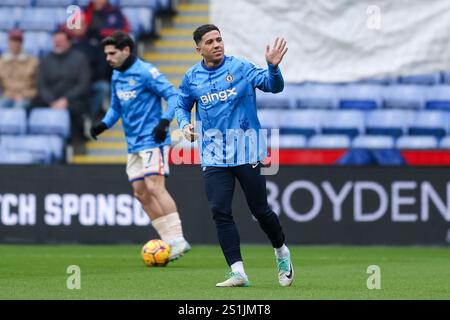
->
[126, 146, 170, 182]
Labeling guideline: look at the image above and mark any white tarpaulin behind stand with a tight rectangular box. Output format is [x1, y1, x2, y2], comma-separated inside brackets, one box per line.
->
[211, 0, 450, 83]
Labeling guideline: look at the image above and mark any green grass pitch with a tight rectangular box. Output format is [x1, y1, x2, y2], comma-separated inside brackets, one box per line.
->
[0, 245, 449, 299]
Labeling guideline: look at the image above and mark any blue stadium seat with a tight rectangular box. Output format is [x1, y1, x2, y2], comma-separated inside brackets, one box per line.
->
[352, 135, 395, 149]
[34, 0, 75, 6]
[0, 32, 8, 54]
[399, 72, 441, 85]
[23, 32, 53, 57]
[278, 109, 324, 137]
[19, 8, 65, 32]
[338, 84, 382, 110]
[278, 135, 307, 148]
[257, 109, 280, 129]
[441, 72, 450, 84]
[76, 0, 119, 6]
[356, 77, 397, 85]
[47, 135, 65, 161]
[396, 136, 439, 149]
[120, 0, 159, 8]
[0, 148, 36, 164]
[425, 85, 450, 111]
[409, 111, 449, 138]
[0, 0, 32, 6]
[296, 84, 339, 109]
[308, 134, 351, 149]
[256, 85, 298, 109]
[0, 109, 27, 135]
[1, 135, 56, 164]
[76, 0, 90, 6]
[366, 109, 414, 137]
[321, 110, 365, 138]
[439, 136, 450, 149]
[0, 8, 21, 31]
[28, 108, 71, 139]
[382, 85, 425, 109]
[2, 134, 65, 162]
[155, 0, 176, 11]
[122, 7, 155, 36]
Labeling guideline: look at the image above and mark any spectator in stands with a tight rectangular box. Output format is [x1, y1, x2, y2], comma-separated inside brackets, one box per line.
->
[72, 0, 131, 121]
[0, 29, 38, 109]
[37, 30, 91, 143]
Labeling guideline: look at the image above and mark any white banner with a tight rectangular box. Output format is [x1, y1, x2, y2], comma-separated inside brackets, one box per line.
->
[211, 0, 450, 83]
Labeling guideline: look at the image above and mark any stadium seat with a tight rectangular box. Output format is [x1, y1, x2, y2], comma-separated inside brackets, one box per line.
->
[1, 135, 57, 164]
[28, 108, 71, 139]
[0, 8, 21, 31]
[34, 0, 75, 6]
[338, 84, 382, 110]
[154, 0, 176, 11]
[308, 134, 351, 149]
[409, 110, 449, 138]
[396, 136, 439, 149]
[0, 109, 27, 135]
[439, 136, 450, 149]
[278, 135, 307, 148]
[321, 110, 365, 137]
[425, 85, 450, 111]
[256, 85, 297, 109]
[122, 7, 155, 36]
[278, 110, 324, 137]
[47, 135, 66, 161]
[382, 85, 425, 109]
[441, 71, 450, 84]
[356, 76, 397, 85]
[75, 0, 119, 6]
[1, 0, 32, 5]
[76, 0, 90, 6]
[0, 148, 36, 164]
[119, 0, 159, 8]
[366, 109, 414, 137]
[0, 32, 8, 54]
[257, 109, 280, 129]
[296, 84, 339, 109]
[399, 72, 441, 85]
[18, 8, 66, 32]
[23, 32, 53, 57]
[352, 135, 395, 149]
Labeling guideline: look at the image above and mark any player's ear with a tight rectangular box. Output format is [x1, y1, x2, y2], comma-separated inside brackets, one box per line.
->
[195, 46, 202, 56]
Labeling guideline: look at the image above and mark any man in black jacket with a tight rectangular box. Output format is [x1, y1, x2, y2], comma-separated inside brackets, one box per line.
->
[38, 30, 91, 142]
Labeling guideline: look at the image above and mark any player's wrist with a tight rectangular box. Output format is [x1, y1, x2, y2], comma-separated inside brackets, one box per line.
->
[160, 119, 170, 128]
[94, 122, 107, 133]
[267, 63, 280, 72]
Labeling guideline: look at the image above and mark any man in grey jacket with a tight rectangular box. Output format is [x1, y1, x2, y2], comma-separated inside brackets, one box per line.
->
[38, 29, 91, 142]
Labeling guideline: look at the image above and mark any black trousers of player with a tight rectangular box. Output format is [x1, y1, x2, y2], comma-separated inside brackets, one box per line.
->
[202, 163, 285, 266]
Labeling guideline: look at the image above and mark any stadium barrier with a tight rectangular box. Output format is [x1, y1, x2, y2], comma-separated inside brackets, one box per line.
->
[0, 165, 449, 245]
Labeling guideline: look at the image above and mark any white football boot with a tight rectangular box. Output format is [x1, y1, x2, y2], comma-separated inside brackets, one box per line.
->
[168, 238, 191, 261]
[277, 254, 294, 287]
[216, 272, 250, 287]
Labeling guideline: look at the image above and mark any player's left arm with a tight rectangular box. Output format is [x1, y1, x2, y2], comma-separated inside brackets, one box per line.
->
[145, 66, 178, 120]
[246, 37, 288, 93]
[145, 66, 178, 142]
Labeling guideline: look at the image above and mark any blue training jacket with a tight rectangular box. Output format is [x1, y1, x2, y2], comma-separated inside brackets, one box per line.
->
[176, 55, 284, 167]
[102, 57, 177, 153]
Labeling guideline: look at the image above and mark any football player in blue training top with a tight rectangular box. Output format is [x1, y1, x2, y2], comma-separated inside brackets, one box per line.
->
[90, 31, 190, 261]
[176, 24, 293, 287]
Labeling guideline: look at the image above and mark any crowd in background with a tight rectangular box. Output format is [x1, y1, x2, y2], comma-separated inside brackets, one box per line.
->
[0, 0, 130, 144]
